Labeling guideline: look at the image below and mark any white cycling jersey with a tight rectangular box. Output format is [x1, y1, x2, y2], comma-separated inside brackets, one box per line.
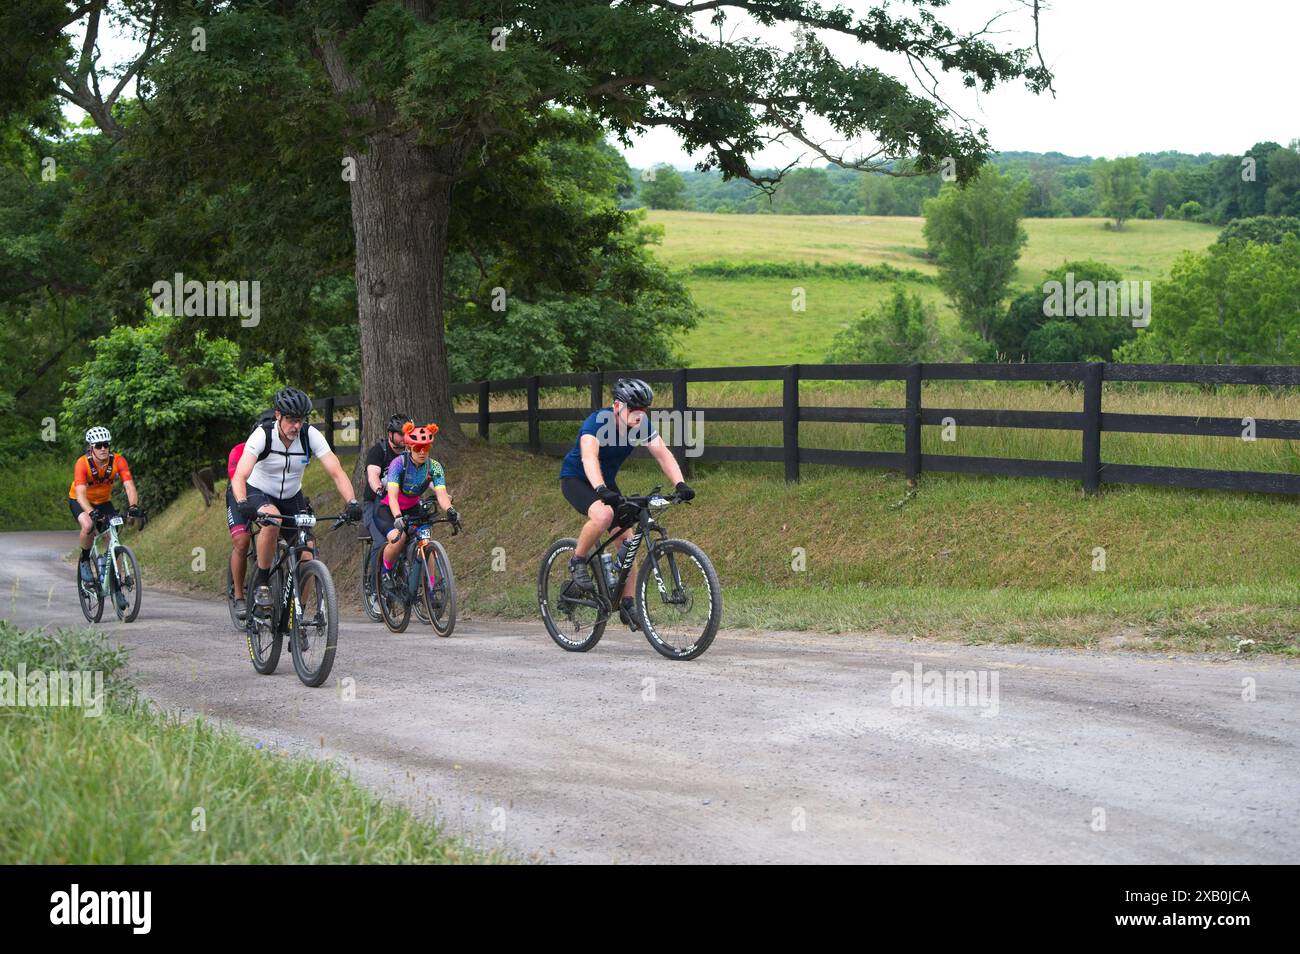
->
[243, 424, 333, 500]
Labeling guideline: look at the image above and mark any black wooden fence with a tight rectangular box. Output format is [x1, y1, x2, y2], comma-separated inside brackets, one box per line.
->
[316, 362, 1300, 496]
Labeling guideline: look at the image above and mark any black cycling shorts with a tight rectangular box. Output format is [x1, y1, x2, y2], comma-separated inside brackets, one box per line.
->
[70, 499, 116, 527]
[244, 488, 309, 539]
[225, 485, 251, 537]
[561, 477, 620, 517]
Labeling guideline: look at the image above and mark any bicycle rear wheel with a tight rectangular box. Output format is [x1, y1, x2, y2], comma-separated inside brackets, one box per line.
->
[421, 541, 456, 637]
[111, 545, 141, 622]
[538, 538, 606, 652]
[635, 538, 721, 661]
[77, 555, 104, 624]
[292, 559, 338, 687]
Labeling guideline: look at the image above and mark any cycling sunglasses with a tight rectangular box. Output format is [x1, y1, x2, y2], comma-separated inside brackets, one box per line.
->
[92, 442, 110, 449]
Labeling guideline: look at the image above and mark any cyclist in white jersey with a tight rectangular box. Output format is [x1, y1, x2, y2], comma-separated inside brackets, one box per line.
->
[231, 387, 362, 616]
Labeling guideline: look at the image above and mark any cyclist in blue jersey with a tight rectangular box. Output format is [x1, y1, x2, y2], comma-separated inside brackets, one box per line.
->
[558, 378, 694, 629]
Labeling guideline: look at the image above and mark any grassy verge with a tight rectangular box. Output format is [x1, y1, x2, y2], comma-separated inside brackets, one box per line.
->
[131, 438, 1300, 655]
[0, 454, 77, 531]
[0, 621, 503, 863]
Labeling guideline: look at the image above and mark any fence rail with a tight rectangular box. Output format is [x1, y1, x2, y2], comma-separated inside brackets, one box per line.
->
[320, 363, 1300, 496]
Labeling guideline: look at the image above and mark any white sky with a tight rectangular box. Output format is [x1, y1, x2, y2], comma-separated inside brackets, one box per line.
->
[70, 0, 1297, 168]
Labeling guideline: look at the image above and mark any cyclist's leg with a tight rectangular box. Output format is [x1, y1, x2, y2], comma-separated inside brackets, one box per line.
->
[281, 492, 312, 562]
[247, 489, 280, 610]
[70, 500, 96, 551]
[363, 500, 384, 575]
[226, 485, 250, 600]
[374, 506, 404, 571]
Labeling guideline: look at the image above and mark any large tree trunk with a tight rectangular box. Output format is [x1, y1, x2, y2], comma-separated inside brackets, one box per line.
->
[347, 131, 470, 463]
[314, 32, 472, 487]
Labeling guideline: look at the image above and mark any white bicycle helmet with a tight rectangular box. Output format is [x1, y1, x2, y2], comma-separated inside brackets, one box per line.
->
[84, 426, 112, 445]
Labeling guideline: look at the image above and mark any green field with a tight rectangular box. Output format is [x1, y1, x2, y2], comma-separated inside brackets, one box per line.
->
[641, 212, 1220, 366]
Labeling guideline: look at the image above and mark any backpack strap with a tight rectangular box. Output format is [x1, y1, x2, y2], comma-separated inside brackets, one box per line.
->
[255, 422, 315, 463]
[85, 451, 115, 485]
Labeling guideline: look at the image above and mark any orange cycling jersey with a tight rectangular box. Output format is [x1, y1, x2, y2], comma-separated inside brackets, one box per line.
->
[68, 453, 133, 505]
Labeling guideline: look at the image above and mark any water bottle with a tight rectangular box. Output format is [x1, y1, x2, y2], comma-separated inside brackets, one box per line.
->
[98, 552, 109, 581]
[599, 553, 617, 589]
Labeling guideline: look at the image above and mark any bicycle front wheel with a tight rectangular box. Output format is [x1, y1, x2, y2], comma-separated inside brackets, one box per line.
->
[421, 541, 457, 637]
[110, 545, 141, 622]
[538, 538, 606, 652]
[360, 540, 382, 622]
[292, 559, 338, 687]
[78, 557, 104, 624]
[247, 563, 282, 675]
[635, 538, 722, 661]
[378, 554, 411, 634]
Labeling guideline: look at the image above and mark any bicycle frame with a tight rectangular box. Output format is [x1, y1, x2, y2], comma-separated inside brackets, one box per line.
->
[88, 516, 126, 597]
[576, 492, 677, 617]
[247, 513, 322, 632]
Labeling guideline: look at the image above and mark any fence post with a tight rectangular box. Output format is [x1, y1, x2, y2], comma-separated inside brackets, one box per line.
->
[905, 363, 922, 487]
[527, 375, 541, 455]
[477, 380, 490, 441]
[321, 397, 335, 449]
[783, 364, 800, 483]
[671, 367, 692, 480]
[589, 372, 603, 411]
[1082, 362, 1103, 495]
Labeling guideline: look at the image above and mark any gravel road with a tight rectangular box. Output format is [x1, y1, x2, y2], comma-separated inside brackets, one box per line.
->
[3, 530, 1297, 863]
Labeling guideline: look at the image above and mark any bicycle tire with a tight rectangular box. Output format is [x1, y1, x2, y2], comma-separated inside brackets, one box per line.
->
[635, 538, 722, 661]
[291, 559, 338, 687]
[379, 553, 411, 634]
[246, 561, 282, 675]
[423, 541, 456, 637]
[360, 539, 382, 622]
[111, 545, 142, 623]
[77, 556, 104, 624]
[538, 538, 606, 652]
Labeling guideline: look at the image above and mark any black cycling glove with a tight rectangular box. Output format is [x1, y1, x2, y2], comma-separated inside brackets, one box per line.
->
[595, 484, 622, 507]
[345, 499, 363, 523]
[675, 482, 695, 502]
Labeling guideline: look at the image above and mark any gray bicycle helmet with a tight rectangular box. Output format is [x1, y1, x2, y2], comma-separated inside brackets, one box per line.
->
[612, 377, 654, 409]
[273, 387, 312, 418]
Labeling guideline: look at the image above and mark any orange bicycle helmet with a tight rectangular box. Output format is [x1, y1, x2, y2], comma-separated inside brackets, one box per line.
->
[402, 421, 439, 447]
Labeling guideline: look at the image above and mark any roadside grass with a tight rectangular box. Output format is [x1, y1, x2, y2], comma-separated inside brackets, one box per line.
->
[0, 621, 503, 863]
[132, 438, 1300, 655]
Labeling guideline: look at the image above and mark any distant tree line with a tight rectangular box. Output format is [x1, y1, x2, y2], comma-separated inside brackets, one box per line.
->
[635, 142, 1300, 226]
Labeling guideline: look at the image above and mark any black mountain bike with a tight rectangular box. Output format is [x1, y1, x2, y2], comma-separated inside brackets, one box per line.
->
[233, 509, 349, 687]
[374, 499, 459, 636]
[78, 509, 146, 623]
[360, 530, 435, 625]
[538, 487, 721, 660]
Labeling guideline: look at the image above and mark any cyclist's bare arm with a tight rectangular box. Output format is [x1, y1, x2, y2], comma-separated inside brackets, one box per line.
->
[319, 451, 356, 505]
[229, 447, 258, 503]
[646, 434, 685, 486]
[433, 486, 453, 510]
[122, 478, 139, 508]
[75, 484, 92, 513]
[366, 463, 384, 497]
[580, 434, 604, 488]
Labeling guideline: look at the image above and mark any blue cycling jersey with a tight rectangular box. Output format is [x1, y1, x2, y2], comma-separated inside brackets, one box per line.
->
[559, 408, 658, 485]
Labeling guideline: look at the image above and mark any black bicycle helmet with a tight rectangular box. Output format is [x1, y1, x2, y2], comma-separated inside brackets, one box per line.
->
[387, 412, 413, 433]
[273, 387, 312, 418]
[612, 377, 654, 409]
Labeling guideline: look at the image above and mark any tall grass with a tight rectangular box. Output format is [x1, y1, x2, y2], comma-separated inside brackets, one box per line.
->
[0, 621, 502, 863]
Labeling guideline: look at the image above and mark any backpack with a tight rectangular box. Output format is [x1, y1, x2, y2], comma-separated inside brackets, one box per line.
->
[255, 422, 315, 465]
[84, 452, 116, 486]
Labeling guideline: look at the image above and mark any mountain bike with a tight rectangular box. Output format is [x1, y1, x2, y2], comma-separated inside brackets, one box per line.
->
[358, 532, 382, 622]
[538, 488, 721, 660]
[236, 509, 350, 687]
[374, 499, 460, 636]
[77, 509, 146, 623]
